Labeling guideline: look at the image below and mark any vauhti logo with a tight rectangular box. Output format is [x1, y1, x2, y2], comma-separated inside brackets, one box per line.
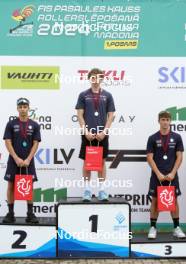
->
[1, 66, 60, 90]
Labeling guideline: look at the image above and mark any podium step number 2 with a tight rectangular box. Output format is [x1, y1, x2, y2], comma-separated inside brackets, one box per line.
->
[0, 225, 56, 258]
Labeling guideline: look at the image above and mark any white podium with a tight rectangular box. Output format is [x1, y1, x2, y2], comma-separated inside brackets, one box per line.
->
[57, 197, 131, 258]
[131, 232, 186, 257]
[1, 198, 185, 259]
[0, 217, 56, 258]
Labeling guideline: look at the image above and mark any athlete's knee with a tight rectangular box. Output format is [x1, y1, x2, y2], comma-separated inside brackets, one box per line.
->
[7, 182, 14, 192]
[151, 197, 157, 207]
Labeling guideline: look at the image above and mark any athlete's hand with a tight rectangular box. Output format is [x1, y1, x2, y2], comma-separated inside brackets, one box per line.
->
[23, 158, 31, 167]
[85, 132, 96, 141]
[15, 157, 24, 167]
[157, 173, 166, 182]
[166, 173, 175, 181]
[96, 132, 105, 142]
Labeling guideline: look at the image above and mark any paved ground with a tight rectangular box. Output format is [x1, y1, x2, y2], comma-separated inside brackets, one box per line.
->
[0, 259, 186, 264]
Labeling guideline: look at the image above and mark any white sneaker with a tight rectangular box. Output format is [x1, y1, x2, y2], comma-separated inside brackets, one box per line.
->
[148, 226, 157, 239]
[173, 226, 186, 238]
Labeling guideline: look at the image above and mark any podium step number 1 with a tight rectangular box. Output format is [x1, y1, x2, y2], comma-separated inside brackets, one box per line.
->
[57, 201, 131, 258]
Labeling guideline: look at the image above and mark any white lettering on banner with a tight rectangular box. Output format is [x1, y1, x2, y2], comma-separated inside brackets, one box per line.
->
[36, 4, 141, 40]
[95, 32, 139, 39]
[37, 22, 139, 37]
[38, 5, 143, 13]
[37, 22, 90, 36]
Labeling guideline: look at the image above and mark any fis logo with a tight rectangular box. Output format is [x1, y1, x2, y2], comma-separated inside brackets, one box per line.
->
[10, 5, 34, 34]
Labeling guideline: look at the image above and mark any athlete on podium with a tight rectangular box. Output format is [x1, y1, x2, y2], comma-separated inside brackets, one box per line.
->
[76, 68, 115, 201]
[146, 111, 185, 239]
[2, 98, 41, 224]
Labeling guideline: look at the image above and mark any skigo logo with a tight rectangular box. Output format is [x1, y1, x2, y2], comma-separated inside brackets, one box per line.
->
[158, 66, 186, 89]
[159, 189, 174, 208]
[8, 5, 35, 36]
[17, 178, 32, 197]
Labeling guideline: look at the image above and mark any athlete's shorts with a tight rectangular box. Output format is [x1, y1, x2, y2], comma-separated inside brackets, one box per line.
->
[148, 173, 181, 197]
[79, 135, 109, 160]
[4, 161, 38, 182]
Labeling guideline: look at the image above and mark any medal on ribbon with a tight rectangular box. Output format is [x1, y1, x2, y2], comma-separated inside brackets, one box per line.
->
[91, 89, 101, 117]
[160, 131, 170, 160]
[19, 118, 29, 148]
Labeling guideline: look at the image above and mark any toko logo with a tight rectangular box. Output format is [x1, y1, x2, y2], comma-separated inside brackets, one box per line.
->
[78, 70, 125, 80]
[115, 212, 125, 224]
[17, 178, 31, 197]
[158, 67, 186, 83]
[160, 189, 174, 208]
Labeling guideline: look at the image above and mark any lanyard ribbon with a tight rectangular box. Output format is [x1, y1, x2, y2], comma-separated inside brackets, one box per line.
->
[19, 118, 29, 139]
[91, 89, 101, 112]
[159, 131, 170, 154]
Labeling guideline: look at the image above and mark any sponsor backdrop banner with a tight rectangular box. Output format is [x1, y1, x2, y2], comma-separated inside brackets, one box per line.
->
[0, 0, 186, 229]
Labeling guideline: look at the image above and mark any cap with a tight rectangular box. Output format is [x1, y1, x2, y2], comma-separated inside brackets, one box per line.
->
[17, 98, 30, 106]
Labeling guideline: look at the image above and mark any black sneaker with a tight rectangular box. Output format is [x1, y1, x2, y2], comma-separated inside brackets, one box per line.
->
[25, 213, 39, 224]
[2, 212, 16, 223]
